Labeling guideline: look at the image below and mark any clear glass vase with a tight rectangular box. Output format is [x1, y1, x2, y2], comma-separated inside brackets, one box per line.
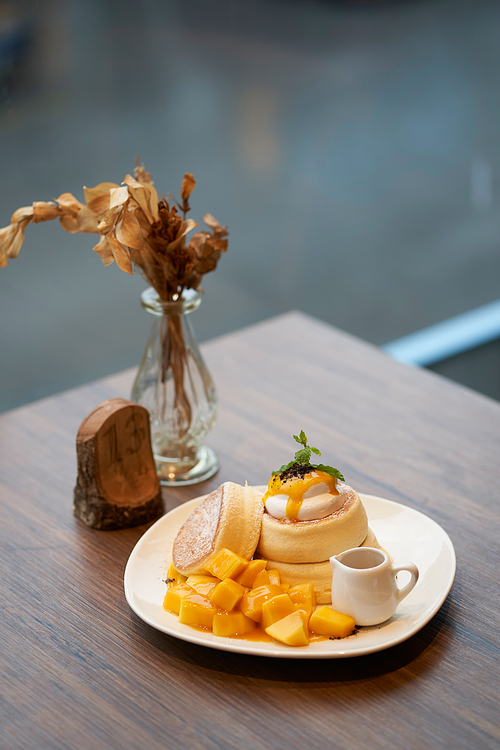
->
[131, 286, 219, 486]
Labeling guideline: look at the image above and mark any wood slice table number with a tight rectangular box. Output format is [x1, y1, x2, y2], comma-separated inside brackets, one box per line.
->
[74, 398, 164, 529]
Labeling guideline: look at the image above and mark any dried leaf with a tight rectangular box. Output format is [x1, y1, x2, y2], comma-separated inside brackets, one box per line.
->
[97, 207, 122, 235]
[166, 219, 198, 252]
[93, 235, 115, 267]
[7, 217, 31, 259]
[116, 208, 144, 251]
[59, 214, 80, 233]
[122, 174, 144, 191]
[107, 233, 133, 275]
[109, 185, 129, 209]
[133, 160, 152, 184]
[181, 173, 196, 202]
[182, 218, 199, 235]
[123, 174, 158, 224]
[211, 236, 228, 253]
[203, 213, 222, 231]
[135, 207, 153, 235]
[189, 231, 209, 254]
[83, 182, 120, 205]
[56, 193, 85, 215]
[32, 202, 61, 222]
[77, 204, 102, 233]
[189, 232, 223, 275]
[146, 183, 159, 223]
[0, 224, 17, 266]
[11, 206, 34, 223]
[85, 193, 112, 216]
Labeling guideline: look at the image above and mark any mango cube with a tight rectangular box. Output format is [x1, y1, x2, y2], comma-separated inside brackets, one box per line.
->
[179, 593, 216, 630]
[261, 593, 296, 630]
[267, 569, 281, 587]
[163, 583, 194, 615]
[265, 610, 309, 647]
[239, 584, 283, 622]
[165, 563, 187, 588]
[186, 575, 219, 597]
[309, 606, 355, 639]
[209, 578, 246, 611]
[252, 569, 271, 588]
[204, 548, 248, 580]
[235, 559, 267, 587]
[212, 611, 255, 638]
[280, 582, 290, 594]
[288, 583, 316, 617]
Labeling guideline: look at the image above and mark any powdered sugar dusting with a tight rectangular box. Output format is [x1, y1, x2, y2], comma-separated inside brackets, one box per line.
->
[172, 483, 225, 570]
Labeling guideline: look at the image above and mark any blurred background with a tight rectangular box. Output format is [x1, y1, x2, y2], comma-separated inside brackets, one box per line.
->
[1, 0, 500, 413]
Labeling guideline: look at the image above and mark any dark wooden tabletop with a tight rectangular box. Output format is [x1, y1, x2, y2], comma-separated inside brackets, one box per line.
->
[1, 311, 499, 750]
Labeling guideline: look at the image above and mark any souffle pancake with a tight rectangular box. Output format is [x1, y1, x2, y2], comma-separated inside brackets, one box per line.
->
[255, 432, 381, 603]
[171, 432, 382, 605]
[172, 481, 264, 576]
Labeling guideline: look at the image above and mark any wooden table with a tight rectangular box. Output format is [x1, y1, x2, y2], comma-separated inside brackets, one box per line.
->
[1, 312, 499, 750]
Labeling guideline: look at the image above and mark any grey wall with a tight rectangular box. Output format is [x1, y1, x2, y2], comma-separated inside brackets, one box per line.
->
[1, 0, 500, 412]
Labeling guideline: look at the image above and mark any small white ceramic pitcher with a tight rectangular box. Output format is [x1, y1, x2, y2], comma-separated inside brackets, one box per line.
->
[330, 547, 419, 626]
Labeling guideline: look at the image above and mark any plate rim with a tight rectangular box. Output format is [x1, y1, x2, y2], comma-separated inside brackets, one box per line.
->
[124, 492, 456, 659]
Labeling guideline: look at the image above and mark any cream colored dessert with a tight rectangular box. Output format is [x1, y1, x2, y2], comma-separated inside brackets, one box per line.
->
[171, 432, 385, 614]
[256, 458, 369, 564]
[172, 482, 264, 576]
[258, 479, 368, 563]
[263, 471, 346, 521]
[252, 431, 380, 604]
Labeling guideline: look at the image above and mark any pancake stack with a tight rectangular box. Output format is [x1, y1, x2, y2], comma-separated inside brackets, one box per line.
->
[256, 482, 381, 603]
[172, 476, 382, 605]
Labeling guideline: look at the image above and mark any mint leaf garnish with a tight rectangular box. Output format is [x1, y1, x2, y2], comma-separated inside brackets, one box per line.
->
[294, 447, 311, 464]
[314, 464, 345, 481]
[272, 431, 343, 480]
[275, 460, 296, 474]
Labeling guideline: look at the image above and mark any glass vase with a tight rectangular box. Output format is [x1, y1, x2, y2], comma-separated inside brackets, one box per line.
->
[131, 286, 219, 485]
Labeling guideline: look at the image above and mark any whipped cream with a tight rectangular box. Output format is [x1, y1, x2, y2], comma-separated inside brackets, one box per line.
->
[265, 480, 347, 521]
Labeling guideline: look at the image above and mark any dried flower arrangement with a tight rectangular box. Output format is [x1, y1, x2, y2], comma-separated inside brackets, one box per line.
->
[0, 162, 228, 475]
[0, 160, 228, 294]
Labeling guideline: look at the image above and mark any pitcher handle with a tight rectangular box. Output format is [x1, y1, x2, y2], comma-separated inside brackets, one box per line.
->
[392, 563, 419, 602]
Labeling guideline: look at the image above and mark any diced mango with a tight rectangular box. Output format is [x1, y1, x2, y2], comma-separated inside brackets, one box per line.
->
[309, 606, 355, 639]
[165, 545, 345, 648]
[261, 593, 296, 630]
[267, 569, 281, 587]
[235, 559, 267, 587]
[288, 583, 316, 617]
[165, 563, 187, 588]
[209, 578, 245, 611]
[186, 575, 219, 597]
[252, 569, 271, 588]
[186, 574, 218, 586]
[265, 610, 309, 647]
[163, 583, 194, 615]
[239, 584, 283, 622]
[212, 611, 255, 638]
[179, 593, 216, 630]
[204, 548, 248, 580]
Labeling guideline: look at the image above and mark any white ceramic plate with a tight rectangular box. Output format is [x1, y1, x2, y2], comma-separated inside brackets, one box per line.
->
[124, 492, 456, 659]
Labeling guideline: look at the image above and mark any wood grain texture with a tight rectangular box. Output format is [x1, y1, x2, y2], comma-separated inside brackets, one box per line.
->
[74, 398, 163, 529]
[1, 311, 499, 750]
